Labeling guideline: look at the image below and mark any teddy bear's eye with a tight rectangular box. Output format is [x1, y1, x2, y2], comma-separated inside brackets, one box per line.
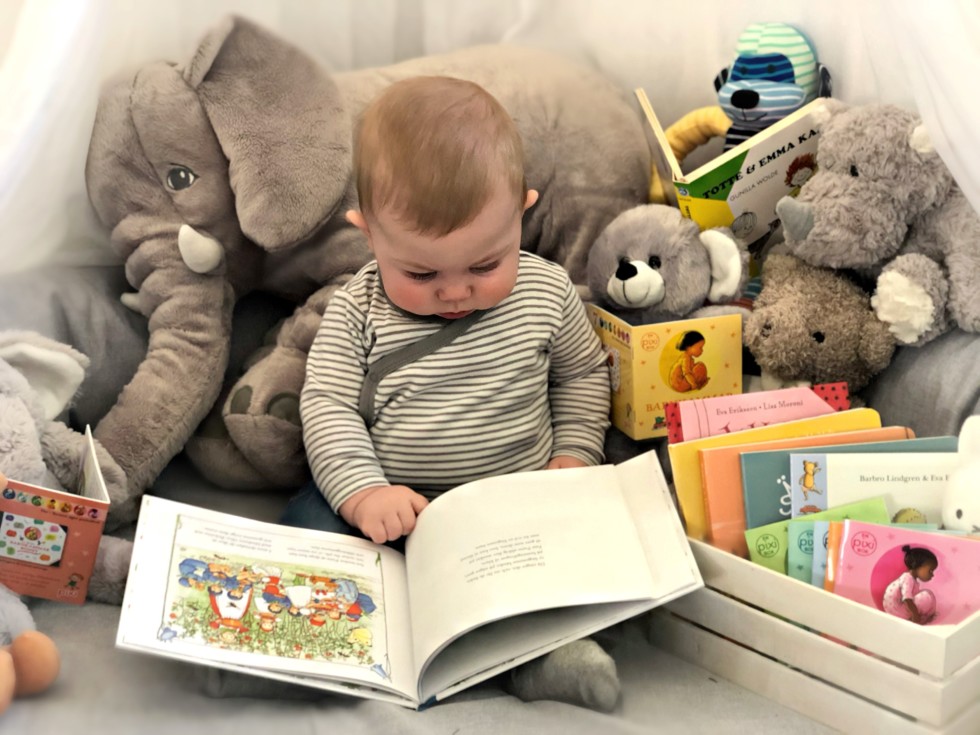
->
[166, 165, 198, 191]
[957, 509, 964, 519]
[812, 331, 825, 343]
[849, 165, 859, 177]
[648, 255, 662, 269]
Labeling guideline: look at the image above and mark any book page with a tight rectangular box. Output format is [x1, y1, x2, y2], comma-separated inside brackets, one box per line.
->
[415, 450, 700, 702]
[117, 497, 417, 703]
[405, 453, 687, 693]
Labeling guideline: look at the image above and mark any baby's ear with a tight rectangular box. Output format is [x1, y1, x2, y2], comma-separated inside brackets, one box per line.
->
[345, 211, 372, 243]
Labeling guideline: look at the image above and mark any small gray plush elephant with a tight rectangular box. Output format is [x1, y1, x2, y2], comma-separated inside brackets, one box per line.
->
[0, 331, 133, 604]
[775, 101, 980, 347]
[84, 15, 651, 513]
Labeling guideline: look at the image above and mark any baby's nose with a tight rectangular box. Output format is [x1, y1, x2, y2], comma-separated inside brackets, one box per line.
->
[438, 282, 471, 302]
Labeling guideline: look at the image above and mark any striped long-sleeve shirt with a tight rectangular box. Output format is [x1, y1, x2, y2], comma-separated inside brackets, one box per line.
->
[301, 251, 611, 511]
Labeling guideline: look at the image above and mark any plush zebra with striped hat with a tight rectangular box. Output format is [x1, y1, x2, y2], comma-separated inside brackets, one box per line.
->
[715, 22, 832, 150]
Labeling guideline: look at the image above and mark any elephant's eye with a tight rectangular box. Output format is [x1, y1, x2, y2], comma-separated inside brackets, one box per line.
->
[812, 331, 826, 343]
[849, 165, 859, 177]
[166, 166, 198, 191]
[648, 255, 662, 269]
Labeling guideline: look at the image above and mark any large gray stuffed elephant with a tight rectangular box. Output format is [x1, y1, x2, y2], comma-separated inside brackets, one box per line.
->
[84, 15, 651, 517]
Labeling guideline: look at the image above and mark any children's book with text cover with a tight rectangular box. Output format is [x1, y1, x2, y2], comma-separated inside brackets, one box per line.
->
[664, 382, 849, 444]
[787, 450, 959, 523]
[586, 305, 742, 440]
[0, 427, 110, 604]
[116, 449, 702, 709]
[740, 432, 954, 530]
[636, 88, 828, 252]
[830, 521, 980, 626]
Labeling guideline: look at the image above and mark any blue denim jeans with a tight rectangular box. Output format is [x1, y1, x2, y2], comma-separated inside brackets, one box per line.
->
[279, 480, 405, 552]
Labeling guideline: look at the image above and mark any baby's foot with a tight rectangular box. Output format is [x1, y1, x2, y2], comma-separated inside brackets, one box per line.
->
[505, 638, 620, 712]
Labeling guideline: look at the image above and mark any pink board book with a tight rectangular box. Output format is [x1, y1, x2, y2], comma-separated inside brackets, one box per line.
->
[665, 383, 849, 444]
[833, 520, 980, 626]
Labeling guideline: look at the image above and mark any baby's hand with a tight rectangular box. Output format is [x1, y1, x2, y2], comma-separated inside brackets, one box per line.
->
[547, 456, 588, 470]
[339, 485, 429, 544]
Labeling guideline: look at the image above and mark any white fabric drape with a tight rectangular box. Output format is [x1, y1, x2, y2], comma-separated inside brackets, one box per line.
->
[0, 0, 976, 275]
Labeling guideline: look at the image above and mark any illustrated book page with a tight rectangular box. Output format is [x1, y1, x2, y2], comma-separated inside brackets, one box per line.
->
[0, 426, 110, 604]
[117, 449, 701, 708]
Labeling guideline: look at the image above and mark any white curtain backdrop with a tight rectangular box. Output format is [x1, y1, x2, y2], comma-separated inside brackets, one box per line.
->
[0, 0, 977, 275]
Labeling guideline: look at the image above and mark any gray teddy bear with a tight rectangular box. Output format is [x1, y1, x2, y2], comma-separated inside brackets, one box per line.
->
[776, 101, 980, 347]
[586, 204, 750, 325]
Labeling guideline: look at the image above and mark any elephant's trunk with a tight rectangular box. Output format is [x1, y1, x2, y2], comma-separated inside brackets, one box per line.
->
[94, 219, 236, 499]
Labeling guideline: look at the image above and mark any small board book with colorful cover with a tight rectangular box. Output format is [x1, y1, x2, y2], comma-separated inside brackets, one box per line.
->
[830, 520, 980, 625]
[740, 432, 950, 530]
[745, 497, 890, 574]
[663, 382, 849, 444]
[0, 427, 110, 604]
[810, 520, 832, 588]
[787, 450, 959, 522]
[806, 520, 938, 589]
[586, 305, 742, 440]
[670, 408, 884, 542]
[635, 88, 827, 250]
[702, 425, 914, 556]
[117, 449, 702, 708]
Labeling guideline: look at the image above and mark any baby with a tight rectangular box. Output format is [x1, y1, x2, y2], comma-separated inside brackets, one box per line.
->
[286, 74, 618, 710]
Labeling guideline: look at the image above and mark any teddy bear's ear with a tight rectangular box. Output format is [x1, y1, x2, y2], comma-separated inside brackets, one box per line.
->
[860, 319, 897, 376]
[761, 252, 803, 281]
[0, 332, 89, 421]
[699, 228, 746, 303]
[810, 97, 847, 128]
[909, 123, 934, 155]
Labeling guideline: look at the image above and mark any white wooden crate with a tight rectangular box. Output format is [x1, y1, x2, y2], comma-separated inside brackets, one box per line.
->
[647, 540, 980, 734]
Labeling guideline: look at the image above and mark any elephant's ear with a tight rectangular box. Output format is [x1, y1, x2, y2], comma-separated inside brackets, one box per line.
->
[0, 332, 89, 421]
[184, 15, 351, 251]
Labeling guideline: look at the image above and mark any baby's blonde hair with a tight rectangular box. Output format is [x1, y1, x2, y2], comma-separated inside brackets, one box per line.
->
[354, 75, 527, 236]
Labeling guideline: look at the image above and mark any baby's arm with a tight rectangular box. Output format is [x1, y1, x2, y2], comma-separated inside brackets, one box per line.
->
[302, 289, 433, 543]
[547, 280, 612, 465]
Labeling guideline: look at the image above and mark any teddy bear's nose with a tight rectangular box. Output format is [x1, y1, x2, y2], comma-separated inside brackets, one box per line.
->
[615, 258, 638, 282]
[731, 89, 760, 110]
[761, 321, 772, 338]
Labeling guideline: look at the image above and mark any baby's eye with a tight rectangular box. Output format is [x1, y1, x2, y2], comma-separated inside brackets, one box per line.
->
[406, 271, 436, 282]
[471, 261, 500, 274]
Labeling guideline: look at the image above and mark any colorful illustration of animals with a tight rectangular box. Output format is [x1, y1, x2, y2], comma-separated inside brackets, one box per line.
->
[158, 514, 389, 679]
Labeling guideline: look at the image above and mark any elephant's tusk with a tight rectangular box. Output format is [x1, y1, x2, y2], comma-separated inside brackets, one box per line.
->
[178, 224, 225, 274]
[120, 293, 141, 312]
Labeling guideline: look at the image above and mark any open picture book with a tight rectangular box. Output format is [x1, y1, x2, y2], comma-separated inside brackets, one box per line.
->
[116, 449, 701, 708]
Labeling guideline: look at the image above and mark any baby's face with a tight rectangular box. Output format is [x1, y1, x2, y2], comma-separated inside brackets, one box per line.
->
[358, 186, 535, 318]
